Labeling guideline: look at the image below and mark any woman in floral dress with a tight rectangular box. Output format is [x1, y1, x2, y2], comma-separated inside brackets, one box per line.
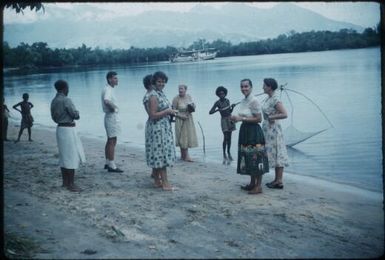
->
[262, 78, 289, 189]
[143, 71, 177, 191]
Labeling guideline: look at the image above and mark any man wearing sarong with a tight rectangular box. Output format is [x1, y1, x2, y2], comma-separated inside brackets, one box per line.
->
[51, 80, 86, 192]
[101, 71, 124, 172]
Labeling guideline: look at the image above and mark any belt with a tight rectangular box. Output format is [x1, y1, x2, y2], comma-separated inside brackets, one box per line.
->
[58, 122, 75, 127]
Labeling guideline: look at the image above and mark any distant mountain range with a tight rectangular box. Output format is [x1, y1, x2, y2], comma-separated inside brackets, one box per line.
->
[4, 2, 364, 49]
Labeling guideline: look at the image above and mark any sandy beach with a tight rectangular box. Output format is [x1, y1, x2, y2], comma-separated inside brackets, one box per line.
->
[3, 121, 384, 259]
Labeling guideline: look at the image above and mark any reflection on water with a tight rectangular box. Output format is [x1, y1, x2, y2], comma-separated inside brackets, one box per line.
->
[4, 47, 382, 192]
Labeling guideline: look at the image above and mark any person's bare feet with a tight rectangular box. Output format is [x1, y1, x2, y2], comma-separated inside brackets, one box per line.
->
[162, 182, 178, 191]
[154, 179, 162, 188]
[67, 184, 82, 192]
[248, 186, 262, 194]
[162, 184, 173, 191]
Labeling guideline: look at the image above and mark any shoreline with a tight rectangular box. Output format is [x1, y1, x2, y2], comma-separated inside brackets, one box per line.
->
[20, 120, 384, 195]
[4, 122, 384, 258]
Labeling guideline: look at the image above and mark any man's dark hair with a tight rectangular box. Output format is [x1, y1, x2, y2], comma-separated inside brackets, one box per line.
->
[240, 78, 253, 87]
[106, 71, 117, 83]
[54, 80, 68, 92]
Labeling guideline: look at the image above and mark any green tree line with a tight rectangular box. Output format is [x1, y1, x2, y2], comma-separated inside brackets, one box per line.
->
[3, 27, 380, 69]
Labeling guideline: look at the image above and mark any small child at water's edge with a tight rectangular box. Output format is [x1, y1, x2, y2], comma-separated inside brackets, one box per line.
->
[13, 93, 34, 142]
[209, 86, 236, 164]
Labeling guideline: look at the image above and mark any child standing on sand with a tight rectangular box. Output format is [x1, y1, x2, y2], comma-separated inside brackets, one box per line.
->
[13, 93, 34, 143]
[209, 86, 236, 164]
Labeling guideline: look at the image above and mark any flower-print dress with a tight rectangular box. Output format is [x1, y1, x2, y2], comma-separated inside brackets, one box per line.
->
[261, 91, 289, 168]
[143, 89, 176, 169]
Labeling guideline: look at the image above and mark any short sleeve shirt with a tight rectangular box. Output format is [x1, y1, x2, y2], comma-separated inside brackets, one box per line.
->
[237, 94, 261, 117]
[101, 84, 118, 113]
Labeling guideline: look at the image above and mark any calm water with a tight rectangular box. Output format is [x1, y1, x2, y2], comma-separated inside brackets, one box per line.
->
[4, 47, 382, 192]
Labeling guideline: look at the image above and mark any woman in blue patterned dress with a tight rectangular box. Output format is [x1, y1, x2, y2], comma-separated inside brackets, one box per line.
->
[262, 78, 289, 189]
[143, 71, 177, 191]
[142, 74, 158, 185]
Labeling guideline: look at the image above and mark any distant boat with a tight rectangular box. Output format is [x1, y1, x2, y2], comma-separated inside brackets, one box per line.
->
[169, 50, 196, 63]
[170, 48, 217, 63]
[197, 48, 217, 60]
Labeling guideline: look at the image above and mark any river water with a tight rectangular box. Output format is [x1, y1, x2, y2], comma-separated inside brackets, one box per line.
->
[4, 47, 382, 192]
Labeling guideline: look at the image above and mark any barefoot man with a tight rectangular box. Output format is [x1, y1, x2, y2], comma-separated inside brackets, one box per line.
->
[51, 80, 86, 192]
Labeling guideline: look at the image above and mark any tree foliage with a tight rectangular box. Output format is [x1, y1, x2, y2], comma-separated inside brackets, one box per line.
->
[4, 2, 44, 14]
[3, 26, 380, 70]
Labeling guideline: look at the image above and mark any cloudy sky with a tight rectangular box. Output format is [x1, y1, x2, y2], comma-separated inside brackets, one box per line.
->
[3, 1, 380, 28]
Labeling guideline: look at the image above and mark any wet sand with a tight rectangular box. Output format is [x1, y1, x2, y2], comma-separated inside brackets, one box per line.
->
[3, 122, 384, 258]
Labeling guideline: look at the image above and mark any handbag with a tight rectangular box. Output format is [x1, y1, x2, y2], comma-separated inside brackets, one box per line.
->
[187, 103, 195, 113]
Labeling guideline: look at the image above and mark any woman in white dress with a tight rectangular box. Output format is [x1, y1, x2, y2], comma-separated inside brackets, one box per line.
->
[172, 84, 198, 162]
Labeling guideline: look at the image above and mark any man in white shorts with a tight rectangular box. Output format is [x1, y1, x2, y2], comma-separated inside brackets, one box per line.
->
[51, 80, 86, 192]
[101, 71, 124, 172]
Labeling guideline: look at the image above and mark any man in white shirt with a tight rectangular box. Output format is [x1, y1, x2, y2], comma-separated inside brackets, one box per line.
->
[101, 71, 123, 172]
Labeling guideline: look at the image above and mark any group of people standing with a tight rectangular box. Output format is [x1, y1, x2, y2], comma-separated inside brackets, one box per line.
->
[141, 71, 289, 194]
[4, 69, 289, 195]
[209, 78, 289, 194]
[49, 72, 125, 192]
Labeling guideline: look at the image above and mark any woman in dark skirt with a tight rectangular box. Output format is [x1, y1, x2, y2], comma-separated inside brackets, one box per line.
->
[231, 79, 269, 194]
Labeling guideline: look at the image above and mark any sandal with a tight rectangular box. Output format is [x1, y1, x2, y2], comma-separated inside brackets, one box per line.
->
[266, 182, 284, 189]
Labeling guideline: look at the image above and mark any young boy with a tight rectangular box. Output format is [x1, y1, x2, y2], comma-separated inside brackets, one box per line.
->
[13, 93, 34, 142]
[209, 86, 236, 163]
